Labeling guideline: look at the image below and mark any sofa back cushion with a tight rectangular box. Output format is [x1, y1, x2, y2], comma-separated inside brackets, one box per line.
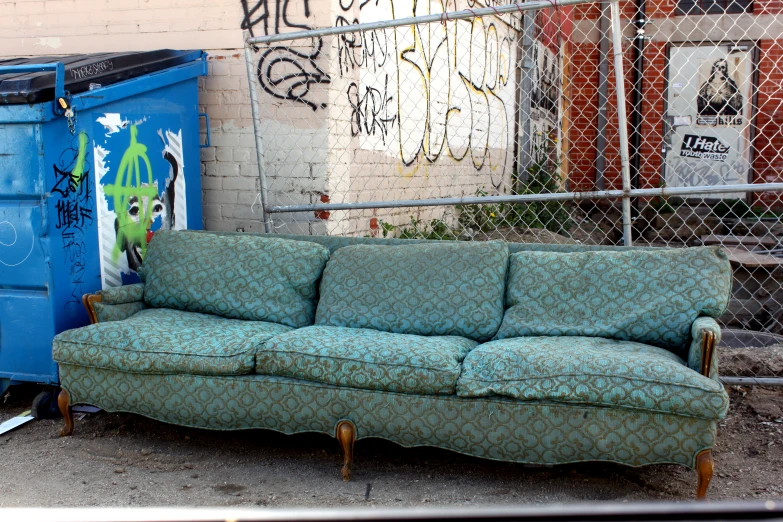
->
[143, 231, 330, 328]
[495, 246, 731, 351]
[315, 241, 509, 341]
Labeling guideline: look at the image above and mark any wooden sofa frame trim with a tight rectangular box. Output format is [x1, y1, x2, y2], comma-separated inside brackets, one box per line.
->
[62, 292, 718, 499]
[82, 292, 102, 325]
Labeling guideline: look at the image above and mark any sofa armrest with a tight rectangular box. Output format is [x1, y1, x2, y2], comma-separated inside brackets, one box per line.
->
[687, 317, 721, 380]
[82, 283, 146, 325]
[101, 283, 145, 305]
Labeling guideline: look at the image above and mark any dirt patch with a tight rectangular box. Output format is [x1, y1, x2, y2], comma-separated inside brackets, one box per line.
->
[721, 344, 783, 377]
[1, 383, 781, 507]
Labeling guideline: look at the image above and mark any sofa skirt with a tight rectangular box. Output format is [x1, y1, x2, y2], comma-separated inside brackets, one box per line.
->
[59, 364, 716, 469]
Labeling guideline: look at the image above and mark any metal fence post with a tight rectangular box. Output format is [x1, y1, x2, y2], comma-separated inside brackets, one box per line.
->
[243, 34, 272, 233]
[609, 0, 634, 246]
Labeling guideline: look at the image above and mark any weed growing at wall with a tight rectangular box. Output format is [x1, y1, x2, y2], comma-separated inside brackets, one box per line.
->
[377, 217, 462, 241]
[457, 158, 573, 235]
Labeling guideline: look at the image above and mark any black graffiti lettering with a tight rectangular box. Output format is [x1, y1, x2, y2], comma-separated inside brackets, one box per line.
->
[348, 75, 397, 143]
[55, 199, 93, 231]
[54, 133, 94, 310]
[257, 39, 331, 111]
[240, 0, 310, 37]
[336, 18, 389, 76]
[242, 0, 331, 110]
[240, 0, 269, 37]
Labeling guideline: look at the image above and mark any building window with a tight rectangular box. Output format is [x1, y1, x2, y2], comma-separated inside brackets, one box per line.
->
[677, 0, 753, 14]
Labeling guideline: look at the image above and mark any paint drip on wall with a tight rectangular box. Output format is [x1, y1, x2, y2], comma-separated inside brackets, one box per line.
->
[93, 113, 187, 287]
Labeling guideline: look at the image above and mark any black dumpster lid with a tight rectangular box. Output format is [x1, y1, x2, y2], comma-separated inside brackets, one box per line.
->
[0, 50, 203, 105]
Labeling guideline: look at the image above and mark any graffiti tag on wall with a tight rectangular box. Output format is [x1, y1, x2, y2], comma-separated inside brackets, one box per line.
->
[242, 0, 331, 111]
[94, 114, 187, 287]
[53, 132, 94, 308]
[337, 0, 515, 184]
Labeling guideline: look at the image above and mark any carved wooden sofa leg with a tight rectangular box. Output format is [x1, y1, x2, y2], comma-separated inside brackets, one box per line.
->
[58, 389, 74, 437]
[696, 449, 714, 499]
[336, 420, 356, 481]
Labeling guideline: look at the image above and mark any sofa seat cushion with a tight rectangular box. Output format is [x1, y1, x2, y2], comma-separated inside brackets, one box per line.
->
[315, 241, 509, 341]
[496, 247, 731, 351]
[256, 325, 477, 394]
[457, 336, 729, 419]
[53, 308, 293, 376]
[143, 231, 330, 328]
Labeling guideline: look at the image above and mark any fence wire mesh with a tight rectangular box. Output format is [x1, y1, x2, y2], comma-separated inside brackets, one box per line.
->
[243, 0, 783, 383]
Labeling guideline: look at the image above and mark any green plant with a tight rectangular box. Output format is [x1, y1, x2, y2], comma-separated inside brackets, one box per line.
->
[647, 181, 680, 215]
[455, 189, 506, 233]
[712, 199, 758, 220]
[456, 155, 573, 235]
[377, 217, 461, 241]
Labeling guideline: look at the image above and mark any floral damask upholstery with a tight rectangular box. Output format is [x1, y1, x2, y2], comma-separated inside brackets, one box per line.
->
[257, 325, 477, 394]
[53, 308, 292, 375]
[101, 283, 145, 304]
[315, 241, 509, 341]
[93, 301, 146, 323]
[457, 336, 728, 419]
[59, 232, 731, 479]
[143, 231, 330, 328]
[60, 364, 717, 469]
[495, 247, 732, 351]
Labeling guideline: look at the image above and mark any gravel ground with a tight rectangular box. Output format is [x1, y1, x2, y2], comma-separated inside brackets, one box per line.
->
[0, 384, 781, 508]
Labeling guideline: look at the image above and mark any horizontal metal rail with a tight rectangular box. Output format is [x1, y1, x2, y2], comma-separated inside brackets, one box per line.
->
[721, 377, 783, 386]
[247, 0, 598, 45]
[268, 183, 783, 213]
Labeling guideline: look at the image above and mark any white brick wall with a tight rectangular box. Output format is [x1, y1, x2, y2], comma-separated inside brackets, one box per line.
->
[3, 0, 520, 236]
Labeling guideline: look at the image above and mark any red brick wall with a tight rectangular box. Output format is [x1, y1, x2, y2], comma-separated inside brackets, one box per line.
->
[566, 0, 783, 208]
[754, 39, 783, 208]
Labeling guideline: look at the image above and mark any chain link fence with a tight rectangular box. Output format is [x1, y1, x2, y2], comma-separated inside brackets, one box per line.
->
[242, 0, 783, 384]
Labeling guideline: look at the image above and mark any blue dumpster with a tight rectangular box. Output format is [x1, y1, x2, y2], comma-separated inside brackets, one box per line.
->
[0, 51, 208, 397]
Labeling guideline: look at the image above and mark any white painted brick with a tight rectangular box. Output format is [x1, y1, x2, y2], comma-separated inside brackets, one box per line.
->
[232, 147, 251, 163]
[139, 21, 172, 33]
[201, 176, 222, 190]
[215, 147, 233, 162]
[222, 205, 260, 220]
[203, 162, 219, 177]
[16, 2, 45, 14]
[204, 219, 236, 232]
[217, 163, 240, 177]
[222, 177, 257, 191]
[204, 189, 238, 205]
[202, 204, 223, 219]
[107, 24, 139, 33]
[211, 61, 230, 76]
[44, 1, 77, 14]
[200, 147, 216, 162]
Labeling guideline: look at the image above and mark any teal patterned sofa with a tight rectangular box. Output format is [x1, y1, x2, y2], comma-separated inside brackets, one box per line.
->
[53, 230, 732, 499]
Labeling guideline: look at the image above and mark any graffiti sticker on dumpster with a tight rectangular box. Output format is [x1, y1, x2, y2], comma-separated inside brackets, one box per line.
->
[93, 113, 187, 287]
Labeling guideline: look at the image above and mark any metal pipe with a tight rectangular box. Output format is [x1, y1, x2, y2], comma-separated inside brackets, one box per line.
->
[608, 0, 634, 246]
[721, 377, 783, 386]
[267, 182, 783, 213]
[243, 37, 272, 233]
[248, 0, 599, 45]
[629, 0, 647, 207]
[595, 1, 611, 191]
